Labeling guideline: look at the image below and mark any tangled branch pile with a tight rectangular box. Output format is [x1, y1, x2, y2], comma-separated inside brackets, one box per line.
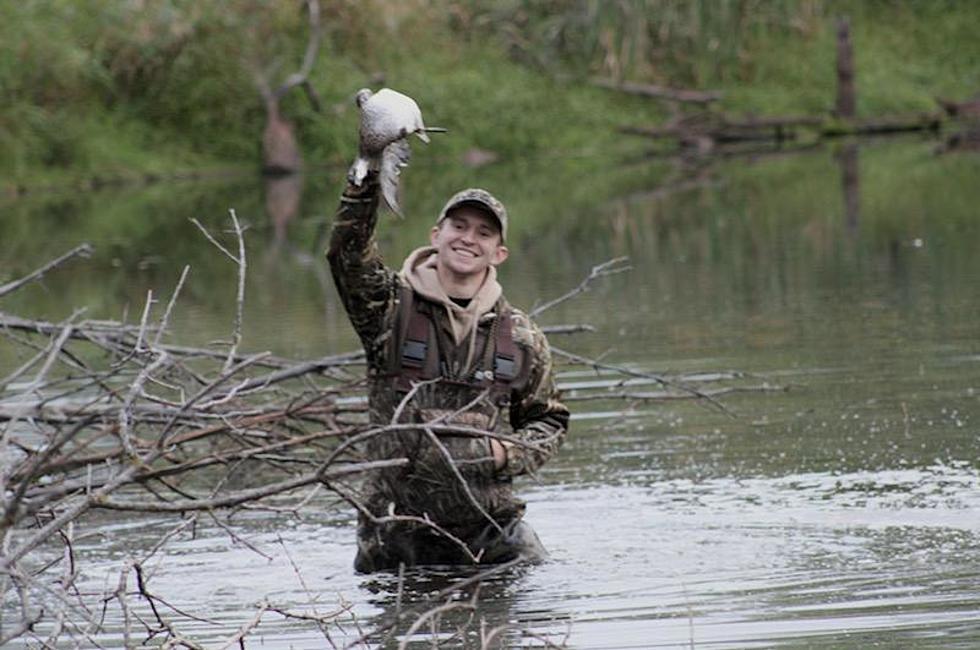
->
[0, 221, 780, 647]
[0, 225, 402, 645]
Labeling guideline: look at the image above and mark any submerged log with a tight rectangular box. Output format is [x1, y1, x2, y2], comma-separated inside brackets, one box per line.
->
[620, 113, 822, 146]
[715, 115, 823, 142]
[820, 112, 943, 136]
[621, 111, 944, 148]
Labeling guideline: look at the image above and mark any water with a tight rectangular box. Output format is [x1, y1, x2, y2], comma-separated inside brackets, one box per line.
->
[3, 135, 980, 647]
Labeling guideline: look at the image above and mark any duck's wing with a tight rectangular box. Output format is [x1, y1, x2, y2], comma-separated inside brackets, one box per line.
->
[380, 139, 411, 217]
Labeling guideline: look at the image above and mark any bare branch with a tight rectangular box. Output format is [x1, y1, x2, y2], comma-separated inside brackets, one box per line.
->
[1, 310, 86, 390]
[190, 218, 237, 262]
[328, 482, 481, 565]
[423, 426, 502, 534]
[92, 458, 408, 512]
[397, 594, 477, 650]
[390, 377, 440, 425]
[540, 323, 595, 335]
[225, 210, 246, 372]
[562, 384, 788, 403]
[190, 211, 247, 372]
[0, 243, 93, 299]
[23, 310, 85, 392]
[273, 0, 322, 104]
[552, 346, 736, 417]
[215, 601, 269, 650]
[152, 266, 191, 349]
[274, 534, 333, 643]
[530, 257, 631, 318]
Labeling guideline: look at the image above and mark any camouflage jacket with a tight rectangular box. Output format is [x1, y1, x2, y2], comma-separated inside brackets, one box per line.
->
[327, 176, 569, 531]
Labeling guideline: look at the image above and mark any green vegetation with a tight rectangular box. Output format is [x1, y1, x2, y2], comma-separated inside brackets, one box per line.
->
[1, 1, 977, 190]
[473, 0, 980, 114]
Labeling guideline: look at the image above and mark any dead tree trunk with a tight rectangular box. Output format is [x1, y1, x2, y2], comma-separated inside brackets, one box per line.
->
[252, 0, 323, 176]
[262, 102, 304, 175]
[835, 17, 856, 118]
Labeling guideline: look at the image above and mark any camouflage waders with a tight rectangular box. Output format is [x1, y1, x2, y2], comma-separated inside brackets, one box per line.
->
[328, 176, 569, 572]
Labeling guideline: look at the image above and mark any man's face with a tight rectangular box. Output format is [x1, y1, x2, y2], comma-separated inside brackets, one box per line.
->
[430, 206, 509, 280]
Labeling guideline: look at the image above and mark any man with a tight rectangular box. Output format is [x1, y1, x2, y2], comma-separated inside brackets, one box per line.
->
[328, 169, 569, 573]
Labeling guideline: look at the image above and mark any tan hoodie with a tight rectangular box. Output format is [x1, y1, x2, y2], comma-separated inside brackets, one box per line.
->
[399, 246, 502, 355]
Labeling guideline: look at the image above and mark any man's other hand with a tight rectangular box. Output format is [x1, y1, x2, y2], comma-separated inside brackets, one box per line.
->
[490, 438, 511, 470]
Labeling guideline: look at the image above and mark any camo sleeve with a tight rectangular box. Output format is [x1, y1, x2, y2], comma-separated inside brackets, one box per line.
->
[500, 311, 570, 477]
[327, 174, 399, 364]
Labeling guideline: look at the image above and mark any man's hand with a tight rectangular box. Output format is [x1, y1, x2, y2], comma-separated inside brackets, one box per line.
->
[490, 438, 511, 470]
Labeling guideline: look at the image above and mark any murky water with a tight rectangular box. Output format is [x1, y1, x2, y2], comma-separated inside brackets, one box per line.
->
[3, 136, 980, 647]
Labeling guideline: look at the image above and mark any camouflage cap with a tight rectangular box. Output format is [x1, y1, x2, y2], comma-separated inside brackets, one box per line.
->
[436, 188, 508, 242]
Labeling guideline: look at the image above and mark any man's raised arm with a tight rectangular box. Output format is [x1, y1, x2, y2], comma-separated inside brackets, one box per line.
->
[327, 174, 399, 354]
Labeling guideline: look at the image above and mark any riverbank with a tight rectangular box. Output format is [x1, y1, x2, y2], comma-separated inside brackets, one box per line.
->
[2, 1, 977, 193]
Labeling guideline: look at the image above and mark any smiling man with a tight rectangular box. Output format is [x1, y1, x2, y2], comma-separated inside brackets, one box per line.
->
[328, 175, 569, 573]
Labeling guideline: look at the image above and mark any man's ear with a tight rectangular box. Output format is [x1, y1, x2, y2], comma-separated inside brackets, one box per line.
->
[429, 225, 441, 247]
[491, 244, 509, 266]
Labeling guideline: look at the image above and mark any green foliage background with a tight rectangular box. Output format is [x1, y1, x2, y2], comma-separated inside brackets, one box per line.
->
[1, 0, 978, 189]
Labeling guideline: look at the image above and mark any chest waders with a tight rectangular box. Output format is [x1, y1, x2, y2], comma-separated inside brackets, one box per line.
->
[387, 285, 530, 409]
[353, 286, 548, 573]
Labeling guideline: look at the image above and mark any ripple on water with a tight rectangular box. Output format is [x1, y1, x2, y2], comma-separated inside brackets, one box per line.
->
[42, 462, 980, 649]
[514, 466, 980, 648]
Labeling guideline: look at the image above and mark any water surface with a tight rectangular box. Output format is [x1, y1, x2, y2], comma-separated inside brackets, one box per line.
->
[3, 136, 979, 648]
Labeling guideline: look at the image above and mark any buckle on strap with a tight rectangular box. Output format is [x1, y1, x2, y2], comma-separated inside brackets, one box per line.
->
[494, 354, 516, 380]
[402, 340, 427, 368]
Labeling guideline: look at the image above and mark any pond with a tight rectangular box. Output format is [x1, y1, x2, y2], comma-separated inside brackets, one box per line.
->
[2, 134, 979, 648]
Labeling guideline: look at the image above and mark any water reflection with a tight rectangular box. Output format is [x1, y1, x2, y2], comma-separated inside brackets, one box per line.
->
[263, 172, 304, 246]
[837, 142, 860, 232]
[358, 563, 567, 647]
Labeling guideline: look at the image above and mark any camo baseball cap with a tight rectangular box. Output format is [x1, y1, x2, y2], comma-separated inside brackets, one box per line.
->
[436, 188, 508, 242]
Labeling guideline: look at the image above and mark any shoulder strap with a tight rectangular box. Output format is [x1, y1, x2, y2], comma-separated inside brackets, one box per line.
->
[391, 285, 438, 392]
[492, 306, 517, 385]
[389, 291, 529, 398]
